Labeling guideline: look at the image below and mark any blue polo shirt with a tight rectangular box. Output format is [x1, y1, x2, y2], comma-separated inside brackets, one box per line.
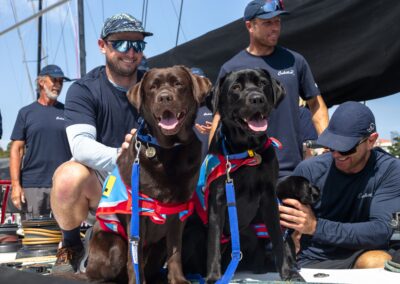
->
[11, 102, 72, 187]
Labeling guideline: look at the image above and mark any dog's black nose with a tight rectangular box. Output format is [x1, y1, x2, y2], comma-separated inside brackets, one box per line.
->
[157, 92, 174, 103]
[247, 93, 265, 105]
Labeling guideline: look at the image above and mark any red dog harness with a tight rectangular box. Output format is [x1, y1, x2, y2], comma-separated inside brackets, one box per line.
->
[96, 167, 194, 240]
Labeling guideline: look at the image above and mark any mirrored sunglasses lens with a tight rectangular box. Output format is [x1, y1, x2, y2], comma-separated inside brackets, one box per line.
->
[111, 41, 129, 53]
[263, 0, 280, 12]
[132, 41, 146, 52]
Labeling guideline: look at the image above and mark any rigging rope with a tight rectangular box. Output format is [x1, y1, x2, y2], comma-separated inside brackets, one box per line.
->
[169, 0, 187, 44]
[9, 0, 35, 100]
[84, 0, 99, 38]
[53, 5, 70, 64]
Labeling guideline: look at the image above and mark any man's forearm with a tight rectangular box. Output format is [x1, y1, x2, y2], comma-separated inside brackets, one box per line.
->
[307, 95, 329, 135]
[9, 142, 23, 187]
[66, 124, 118, 173]
[312, 218, 392, 249]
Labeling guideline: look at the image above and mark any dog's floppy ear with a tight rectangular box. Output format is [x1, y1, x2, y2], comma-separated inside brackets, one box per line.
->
[210, 74, 227, 114]
[126, 71, 149, 110]
[258, 68, 285, 108]
[271, 77, 286, 107]
[179, 66, 212, 105]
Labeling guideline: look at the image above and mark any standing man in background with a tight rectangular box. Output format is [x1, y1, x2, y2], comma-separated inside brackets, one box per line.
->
[210, 0, 329, 177]
[50, 13, 152, 274]
[9, 65, 72, 218]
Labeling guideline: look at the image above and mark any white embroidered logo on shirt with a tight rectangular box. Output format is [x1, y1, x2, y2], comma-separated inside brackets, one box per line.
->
[56, 116, 65, 120]
[358, 192, 373, 199]
[277, 70, 295, 76]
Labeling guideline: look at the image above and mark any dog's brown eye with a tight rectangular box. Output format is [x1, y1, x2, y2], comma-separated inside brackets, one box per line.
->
[174, 81, 183, 87]
[232, 84, 241, 91]
[150, 84, 157, 90]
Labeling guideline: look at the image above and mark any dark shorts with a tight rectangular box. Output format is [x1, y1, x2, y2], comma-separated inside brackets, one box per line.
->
[299, 250, 367, 269]
[7, 187, 51, 217]
[299, 249, 396, 269]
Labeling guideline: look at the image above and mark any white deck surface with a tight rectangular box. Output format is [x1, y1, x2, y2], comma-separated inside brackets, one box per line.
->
[2, 252, 400, 283]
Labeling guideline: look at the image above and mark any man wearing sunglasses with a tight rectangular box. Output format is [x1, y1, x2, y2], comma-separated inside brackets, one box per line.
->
[209, 0, 329, 178]
[50, 13, 152, 274]
[279, 101, 400, 269]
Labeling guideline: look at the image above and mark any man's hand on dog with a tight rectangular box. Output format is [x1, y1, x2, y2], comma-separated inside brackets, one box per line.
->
[279, 198, 317, 235]
[119, 128, 137, 157]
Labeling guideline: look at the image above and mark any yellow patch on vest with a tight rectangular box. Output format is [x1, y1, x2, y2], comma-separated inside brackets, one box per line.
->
[103, 175, 116, 197]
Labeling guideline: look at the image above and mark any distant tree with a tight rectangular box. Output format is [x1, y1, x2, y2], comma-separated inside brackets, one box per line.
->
[387, 136, 400, 158]
[0, 141, 11, 158]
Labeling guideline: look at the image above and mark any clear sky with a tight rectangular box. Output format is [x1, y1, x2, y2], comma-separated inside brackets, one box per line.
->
[0, 0, 399, 150]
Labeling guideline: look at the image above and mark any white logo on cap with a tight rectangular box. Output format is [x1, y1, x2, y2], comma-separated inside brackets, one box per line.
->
[367, 123, 375, 133]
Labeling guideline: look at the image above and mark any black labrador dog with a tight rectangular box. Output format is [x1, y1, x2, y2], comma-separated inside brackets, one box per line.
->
[205, 68, 303, 282]
[85, 66, 211, 284]
[237, 175, 321, 274]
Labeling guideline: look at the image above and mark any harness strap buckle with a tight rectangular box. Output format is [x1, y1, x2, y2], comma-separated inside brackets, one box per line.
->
[129, 236, 140, 245]
[231, 250, 243, 261]
[134, 138, 142, 163]
[226, 159, 233, 183]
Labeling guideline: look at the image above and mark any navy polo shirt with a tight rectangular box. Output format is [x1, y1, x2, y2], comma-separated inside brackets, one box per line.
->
[64, 66, 141, 147]
[11, 102, 72, 187]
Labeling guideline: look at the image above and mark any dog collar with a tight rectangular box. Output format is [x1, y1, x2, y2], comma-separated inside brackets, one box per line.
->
[221, 135, 282, 160]
[135, 117, 185, 149]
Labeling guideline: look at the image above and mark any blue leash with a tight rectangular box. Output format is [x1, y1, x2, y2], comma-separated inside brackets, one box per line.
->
[216, 181, 242, 284]
[130, 140, 142, 284]
[216, 159, 242, 284]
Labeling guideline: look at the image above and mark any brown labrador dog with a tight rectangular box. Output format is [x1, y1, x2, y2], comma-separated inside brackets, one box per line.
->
[85, 66, 211, 284]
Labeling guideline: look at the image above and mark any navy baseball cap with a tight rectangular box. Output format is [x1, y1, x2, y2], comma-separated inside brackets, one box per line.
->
[317, 101, 377, 152]
[39, 64, 70, 81]
[101, 13, 153, 39]
[244, 0, 288, 21]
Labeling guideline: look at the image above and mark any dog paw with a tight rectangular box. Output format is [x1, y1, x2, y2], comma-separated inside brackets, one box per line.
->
[205, 274, 220, 284]
[282, 270, 304, 282]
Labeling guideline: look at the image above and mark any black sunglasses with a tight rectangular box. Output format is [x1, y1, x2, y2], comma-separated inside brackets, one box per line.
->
[331, 136, 369, 156]
[105, 40, 146, 53]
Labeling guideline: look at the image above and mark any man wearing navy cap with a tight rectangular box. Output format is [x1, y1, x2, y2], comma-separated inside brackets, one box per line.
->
[50, 13, 153, 273]
[279, 101, 400, 269]
[211, 0, 329, 177]
[9, 64, 71, 218]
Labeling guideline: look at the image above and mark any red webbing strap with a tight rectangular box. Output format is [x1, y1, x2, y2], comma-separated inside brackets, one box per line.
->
[0, 180, 12, 224]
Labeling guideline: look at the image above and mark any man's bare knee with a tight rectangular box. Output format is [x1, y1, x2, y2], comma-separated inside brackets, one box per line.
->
[353, 250, 392, 269]
[52, 161, 91, 203]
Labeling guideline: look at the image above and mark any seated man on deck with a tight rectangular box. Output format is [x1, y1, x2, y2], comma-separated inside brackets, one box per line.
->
[279, 101, 400, 269]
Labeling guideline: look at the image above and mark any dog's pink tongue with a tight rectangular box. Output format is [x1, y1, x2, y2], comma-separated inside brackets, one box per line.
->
[247, 119, 268, 132]
[159, 117, 179, 130]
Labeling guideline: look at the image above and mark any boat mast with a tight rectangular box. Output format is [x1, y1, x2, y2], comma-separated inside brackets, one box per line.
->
[77, 0, 86, 77]
[37, 0, 42, 99]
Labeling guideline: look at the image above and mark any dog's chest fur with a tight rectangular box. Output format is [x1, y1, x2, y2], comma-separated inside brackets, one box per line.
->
[117, 137, 202, 204]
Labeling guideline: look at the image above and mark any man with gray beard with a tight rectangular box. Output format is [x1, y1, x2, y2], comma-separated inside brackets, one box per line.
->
[50, 13, 152, 274]
[10, 64, 72, 218]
